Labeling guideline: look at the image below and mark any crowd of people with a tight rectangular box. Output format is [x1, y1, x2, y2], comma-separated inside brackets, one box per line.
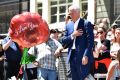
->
[0, 4, 120, 80]
[92, 21, 120, 80]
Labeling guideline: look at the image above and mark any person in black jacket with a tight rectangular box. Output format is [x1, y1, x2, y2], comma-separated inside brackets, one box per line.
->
[2, 36, 22, 80]
[0, 42, 4, 80]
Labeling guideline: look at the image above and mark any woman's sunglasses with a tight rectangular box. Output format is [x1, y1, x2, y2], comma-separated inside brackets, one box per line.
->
[97, 31, 103, 34]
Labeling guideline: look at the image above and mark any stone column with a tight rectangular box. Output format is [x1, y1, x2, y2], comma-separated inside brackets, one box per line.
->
[30, 0, 37, 12]
[87, 0, 95, 24]
[73, 0, 80, 7]
[42, 0, 49, 23]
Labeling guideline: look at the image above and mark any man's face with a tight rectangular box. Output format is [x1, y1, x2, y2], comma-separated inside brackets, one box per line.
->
[68, 9, 76, 21]
[68, 8, 80, 22]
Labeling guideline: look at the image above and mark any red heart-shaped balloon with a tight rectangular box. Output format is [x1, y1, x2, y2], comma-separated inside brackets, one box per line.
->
[9, 12, 50, 48]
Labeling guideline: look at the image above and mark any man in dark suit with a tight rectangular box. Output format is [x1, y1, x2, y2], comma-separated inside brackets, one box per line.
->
[62, 5, 94, 80]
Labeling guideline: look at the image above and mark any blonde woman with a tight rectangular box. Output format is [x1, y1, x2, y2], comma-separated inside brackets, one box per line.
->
[106, 49, 120, 80]
[110, 27, 120, 60]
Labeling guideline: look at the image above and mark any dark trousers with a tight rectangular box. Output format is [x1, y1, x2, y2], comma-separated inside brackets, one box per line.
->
[26, 68, 37, 80]
[0, 61, 4, 80]
[70, 50, 91, 80]
[4, 61, 21, 80]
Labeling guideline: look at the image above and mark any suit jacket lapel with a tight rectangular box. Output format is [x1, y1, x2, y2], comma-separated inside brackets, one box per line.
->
[77, 19, 84, 30]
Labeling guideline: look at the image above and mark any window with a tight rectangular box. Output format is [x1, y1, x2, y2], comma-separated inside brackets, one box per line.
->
[59, 15, 65, 22]
[51, 15, 57, 23]
[59, 6, 66, 13]
[81, 0, 87, 1]
[59, 0, 66, 4]
[38, 3, 42, 7]
[50, 1, 57, 5]
[82, 3, 87, 11]
[114, 0, 120, 16]
[51, 7, 57, 14]
[0, 1, 20, 33]
[21, 1, 28, 11]
[81, 0, 88, 18]
[68, 0, 72, 3]
[50, 0, 73, 23]
[37, 3, 42, 16]
[96, 0, 108, 19]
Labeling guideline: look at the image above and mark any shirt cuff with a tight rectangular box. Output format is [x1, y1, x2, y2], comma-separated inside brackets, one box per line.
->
[71, 34, 74, 40]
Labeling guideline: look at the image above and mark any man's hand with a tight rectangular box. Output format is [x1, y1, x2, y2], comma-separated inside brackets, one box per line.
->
[54, 48, 62, 58]
[65, 15, 71, 24]
[2, 39, 13, 51]
[0, 56, 6, 61]
[82, 56, 88, 65]
[72, 29, 83, 38]
[33, 61, 39, 66]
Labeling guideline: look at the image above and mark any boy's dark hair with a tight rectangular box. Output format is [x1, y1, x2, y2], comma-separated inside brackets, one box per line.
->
[50, 29, 57, 33]
[50, 29, 61, 34]
[111, 23, 118, 29]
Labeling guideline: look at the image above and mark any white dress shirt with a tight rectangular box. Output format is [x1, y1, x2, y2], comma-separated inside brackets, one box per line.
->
[72, 18, 80, 49]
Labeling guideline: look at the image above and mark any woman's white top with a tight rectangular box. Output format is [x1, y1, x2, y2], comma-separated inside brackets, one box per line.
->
[108, 60, 120, 80]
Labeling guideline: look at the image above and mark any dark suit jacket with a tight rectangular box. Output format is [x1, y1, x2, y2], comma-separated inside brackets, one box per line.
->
[62, 19, 94, 63]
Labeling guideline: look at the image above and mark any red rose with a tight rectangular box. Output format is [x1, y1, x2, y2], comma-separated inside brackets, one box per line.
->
[9, 12, 50, 48]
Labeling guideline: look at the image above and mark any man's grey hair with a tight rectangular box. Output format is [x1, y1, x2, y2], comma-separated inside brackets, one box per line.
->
[69, 5, 80, 12]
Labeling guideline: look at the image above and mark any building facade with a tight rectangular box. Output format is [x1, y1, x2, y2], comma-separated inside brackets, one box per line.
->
[0, 0, 88, 33]
[94, 0, 120, 26]
[30, 0, 89, 30]
[0, 0, 29, 34]
[0, 0, 120, 33]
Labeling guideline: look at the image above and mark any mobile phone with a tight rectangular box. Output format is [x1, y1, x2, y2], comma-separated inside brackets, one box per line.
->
[68, 16, 71, 19]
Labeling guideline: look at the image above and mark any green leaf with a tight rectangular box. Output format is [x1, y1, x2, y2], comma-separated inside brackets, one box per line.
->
[20, 48, 36, 65]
